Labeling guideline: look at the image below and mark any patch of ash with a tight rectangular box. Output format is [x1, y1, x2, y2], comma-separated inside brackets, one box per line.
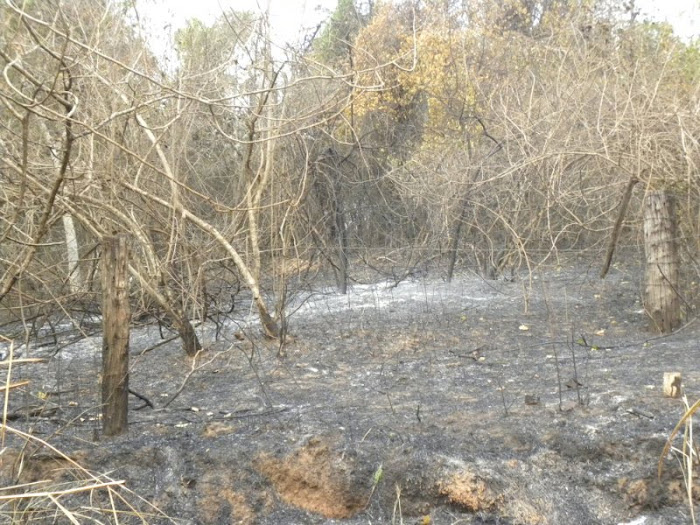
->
[1, 262, 698, 524]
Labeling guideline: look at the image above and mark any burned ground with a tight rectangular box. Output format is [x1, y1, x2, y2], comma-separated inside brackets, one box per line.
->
[1, 260, 698, 524]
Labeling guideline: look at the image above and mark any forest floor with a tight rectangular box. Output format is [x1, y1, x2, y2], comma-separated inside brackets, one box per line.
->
[1, 258, 699, 524]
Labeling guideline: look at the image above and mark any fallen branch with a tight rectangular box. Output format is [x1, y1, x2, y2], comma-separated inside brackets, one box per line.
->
[600, 176, 638, 278]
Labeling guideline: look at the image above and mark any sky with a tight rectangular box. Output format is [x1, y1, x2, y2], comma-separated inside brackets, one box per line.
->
[135, 0, 699, 56]
[636, 0, 699, 40]
[136, 0, 338, 50]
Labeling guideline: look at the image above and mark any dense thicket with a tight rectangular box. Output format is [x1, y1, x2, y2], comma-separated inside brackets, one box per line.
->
[1, 0, 698, 346]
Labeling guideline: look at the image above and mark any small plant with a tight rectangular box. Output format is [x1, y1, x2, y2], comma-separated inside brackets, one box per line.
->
[366, 462, 384, 506]
[659, 395, 699, 525]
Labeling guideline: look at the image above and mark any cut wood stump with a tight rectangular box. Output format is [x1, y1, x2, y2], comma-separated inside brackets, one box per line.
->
[663, 372, 682, 398]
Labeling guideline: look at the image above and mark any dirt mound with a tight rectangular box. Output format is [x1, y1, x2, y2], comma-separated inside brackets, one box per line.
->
[0, 448, 84, 486]
[435, 459, 551, 525]
[254, 436, 554, 524]
[437, 467, 501, 512]
[197, 472, 258, 524]
[256, 436, 368, 519]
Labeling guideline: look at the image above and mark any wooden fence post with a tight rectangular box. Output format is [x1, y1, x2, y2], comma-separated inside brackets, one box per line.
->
[101, 235, 130, 436]
[643, 191, 680, 333]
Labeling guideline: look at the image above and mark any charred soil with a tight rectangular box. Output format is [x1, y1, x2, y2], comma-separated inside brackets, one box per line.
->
[1, 261, 699, 524]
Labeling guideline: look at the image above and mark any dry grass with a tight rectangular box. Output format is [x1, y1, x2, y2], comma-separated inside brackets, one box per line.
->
[659, 395, 700, 524]
[0, 336, 175, 524]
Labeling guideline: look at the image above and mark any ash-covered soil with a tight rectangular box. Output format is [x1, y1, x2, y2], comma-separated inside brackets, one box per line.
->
[1, 260, 699, 524]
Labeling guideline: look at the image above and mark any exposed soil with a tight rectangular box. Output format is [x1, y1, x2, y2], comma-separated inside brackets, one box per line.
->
[1, 259, 699, 524]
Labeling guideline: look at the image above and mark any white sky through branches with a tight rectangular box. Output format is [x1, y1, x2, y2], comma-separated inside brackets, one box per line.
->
[136, 0, 337, 62]
[637, 0, 699, 40]
[135, 0, 698, 64]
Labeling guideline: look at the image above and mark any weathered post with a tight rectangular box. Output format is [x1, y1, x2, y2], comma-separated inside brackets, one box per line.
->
[643, 191, 680, 333]
[101, 234, 130, 436]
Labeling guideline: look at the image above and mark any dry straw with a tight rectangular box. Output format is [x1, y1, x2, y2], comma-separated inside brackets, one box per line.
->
[0, 335, 175, 524]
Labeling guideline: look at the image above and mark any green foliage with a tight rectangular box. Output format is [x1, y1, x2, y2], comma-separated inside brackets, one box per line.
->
[674, 40, 700, 85]
[175, 11, 254, 74]
[313, 0, 366, 65]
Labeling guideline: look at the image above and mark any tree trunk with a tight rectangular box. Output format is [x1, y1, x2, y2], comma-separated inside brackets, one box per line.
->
[446, 197, 469, 283]
[323, 150, 349, 294]
[333, 184, 349, 295]
[161, 266, 202, 357]
[256, 294, 280, 338]
[171, 307, 202, 357]
[101, 235, 130, 437]
[63, 214, 84, 294]
[643, 190, 681, 333]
